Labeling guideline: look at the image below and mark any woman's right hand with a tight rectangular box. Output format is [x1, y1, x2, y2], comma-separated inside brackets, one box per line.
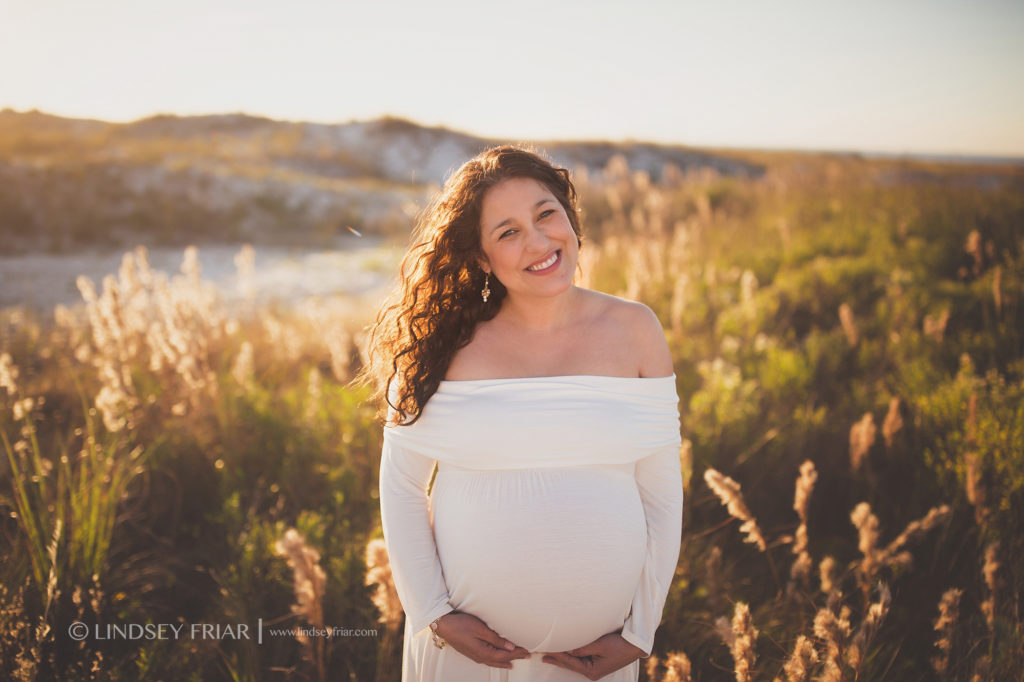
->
[434, 611, 531, 669]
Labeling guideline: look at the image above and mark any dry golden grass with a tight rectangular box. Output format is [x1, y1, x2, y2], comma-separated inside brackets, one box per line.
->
[788, 460, 817, 593]
[715, 602, 758, 682]
[364, 539, 402, 630]
[274, 527, 328, 682]
[704, 468, 767, 552]
[932, 588, 962, 675]
[1, 149, 1021, 680]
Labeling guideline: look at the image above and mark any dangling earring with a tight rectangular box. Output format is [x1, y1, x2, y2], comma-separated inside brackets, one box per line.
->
[481, 272, 491, 303]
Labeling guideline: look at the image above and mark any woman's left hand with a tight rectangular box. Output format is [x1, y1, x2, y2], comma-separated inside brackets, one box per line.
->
[540, 632, 646, 680]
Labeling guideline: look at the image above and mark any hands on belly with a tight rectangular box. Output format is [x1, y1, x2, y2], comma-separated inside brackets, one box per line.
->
[435, 611, 531, 670]
[541, 632, 646, 680]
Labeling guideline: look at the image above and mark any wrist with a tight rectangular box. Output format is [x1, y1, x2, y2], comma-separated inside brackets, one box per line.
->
[430, 612, 455, 648]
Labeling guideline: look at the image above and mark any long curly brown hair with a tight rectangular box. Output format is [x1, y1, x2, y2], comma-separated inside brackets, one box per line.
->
[360, 144, 583, 425]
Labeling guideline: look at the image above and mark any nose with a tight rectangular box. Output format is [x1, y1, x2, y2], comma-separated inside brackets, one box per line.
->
[524, 221, 553, 252]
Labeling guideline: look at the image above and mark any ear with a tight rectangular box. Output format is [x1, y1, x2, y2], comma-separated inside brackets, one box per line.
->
[477, 255, 491, 274]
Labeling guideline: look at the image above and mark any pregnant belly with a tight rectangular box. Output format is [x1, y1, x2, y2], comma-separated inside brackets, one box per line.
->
[430, 464, 647, 653]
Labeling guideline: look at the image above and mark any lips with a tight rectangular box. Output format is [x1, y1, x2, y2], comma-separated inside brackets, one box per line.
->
[525, 250, 560, 272]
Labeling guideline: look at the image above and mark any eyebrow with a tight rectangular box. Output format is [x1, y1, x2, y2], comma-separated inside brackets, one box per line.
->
[489, 199, 554, 234]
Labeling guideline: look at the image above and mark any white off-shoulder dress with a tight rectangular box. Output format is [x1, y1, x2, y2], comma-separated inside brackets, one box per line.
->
[379, 374, 683, 681]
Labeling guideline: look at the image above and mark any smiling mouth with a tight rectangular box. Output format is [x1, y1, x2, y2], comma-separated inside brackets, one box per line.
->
[525, 250, 560, 272]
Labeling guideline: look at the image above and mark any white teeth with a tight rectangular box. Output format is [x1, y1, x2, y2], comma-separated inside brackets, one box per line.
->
[527, 252, 558, 271]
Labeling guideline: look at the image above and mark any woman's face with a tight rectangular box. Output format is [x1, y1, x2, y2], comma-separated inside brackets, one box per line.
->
[477, 177, 579, 303]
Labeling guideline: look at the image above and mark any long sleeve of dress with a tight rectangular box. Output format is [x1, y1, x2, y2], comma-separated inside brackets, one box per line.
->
[379, 432, 455, 636]
[619, 443, 684, 657]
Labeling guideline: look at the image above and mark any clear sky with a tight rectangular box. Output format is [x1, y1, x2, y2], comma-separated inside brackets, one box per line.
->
[2, 0, 1023, 156]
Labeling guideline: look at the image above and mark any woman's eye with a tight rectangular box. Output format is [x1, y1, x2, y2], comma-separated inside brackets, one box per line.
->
[539, 209, 555, 219]
[499, 229, 516, 239]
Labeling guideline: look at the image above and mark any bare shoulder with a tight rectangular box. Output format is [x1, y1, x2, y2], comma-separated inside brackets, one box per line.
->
[443, 320, 492, 381]
[580, 290, 674, 378]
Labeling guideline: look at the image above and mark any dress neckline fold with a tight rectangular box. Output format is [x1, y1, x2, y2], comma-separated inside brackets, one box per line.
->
[385, 373, 681, 468]
[439, 373, 676, 385]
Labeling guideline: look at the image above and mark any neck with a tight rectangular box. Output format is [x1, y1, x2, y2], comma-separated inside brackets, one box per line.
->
[497, 286, 583, 332]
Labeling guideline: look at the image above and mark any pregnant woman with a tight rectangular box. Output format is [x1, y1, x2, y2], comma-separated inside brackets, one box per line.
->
[363, 145, 683, 681]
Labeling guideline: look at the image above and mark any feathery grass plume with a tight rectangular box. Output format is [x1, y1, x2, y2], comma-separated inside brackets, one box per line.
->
[780, 635, 818, 682]
[923, 308, 950, 341]
[846, 582, 892, 675]
[145, 246, 225, 414]
[733, 602, 757, 679]
[849, 413, 876, 472]
[964, 393, 990, 528]
[364, 539, 402, 630]
[645, 235, 667, 283]
[623, 248, 647, 300]
[819, 556, 837, 595]
[12, 396, 34, 421]
[274, 528, 327, 629]
[94, 358, 136, 432]
[740, 269, 758, 319]
[789, 460, 817, 592]
[882, 397, 903, 448]
[714, 614, 734, 646]
[667, 219, 691, 265]
[75, 271, 143, 431]
[274, 528, 327, 682]
[679, 439, 693, 493]
[262, 311, 305, 365]
[305, 367, 322, 424]
[932, 588, 962, 675]
[716, 602, 758, 682]
[706, 545, 724, 612]
[670, 273, 690, 336]
[307, 304, 354, 382]
[850, 503, 880, 597]
[662, 651, 693, 682]
[740, 269, 758, 300]
[74, 275, 109, 354]
[965, 229, 983, 274]
[981, 542, 1000, 632]
[695, 191, 713, 224]
[964, 450, 989, 528]
[0, 351, 19, 397]
[839, 303, 859, 346]
[231, 340, 254, 389]
[73, 245, 226, 423]
[645, 654, 661, 681]
[814, 592, 852, 682]
[877, 505, 951, 570]
[234, 243, 256, 301]
[704, 468, 767, 552]
[992, 265, 1002, 315]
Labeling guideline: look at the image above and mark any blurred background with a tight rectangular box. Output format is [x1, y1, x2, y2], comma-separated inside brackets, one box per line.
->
[1, 1, 1022, 680]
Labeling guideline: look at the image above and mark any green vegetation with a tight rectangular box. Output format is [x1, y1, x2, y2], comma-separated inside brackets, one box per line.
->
[1, 151, 1022, 680]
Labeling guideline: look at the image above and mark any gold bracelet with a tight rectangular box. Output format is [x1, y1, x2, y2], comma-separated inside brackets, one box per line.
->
[429, 616, 447, 649]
